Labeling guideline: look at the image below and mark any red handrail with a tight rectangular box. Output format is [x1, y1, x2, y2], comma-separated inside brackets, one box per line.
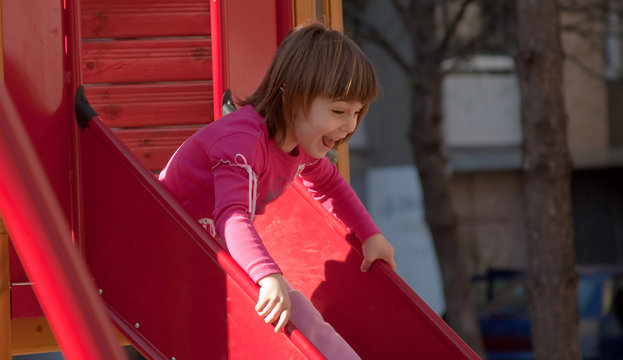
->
[0, 83, 126, 360]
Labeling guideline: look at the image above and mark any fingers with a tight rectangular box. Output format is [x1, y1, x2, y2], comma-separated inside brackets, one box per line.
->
[255, 275, 291, 333]
[255, 296, 269, 314]
[361, 234, 397, 273]
[255, 298, 290, 332]
[274, 309, 290, 333]
[263, 299, 283, 324]
[388, 256, 397, 271]
[361, 250, 397, 272]
[256, 298, 274, 318]
[360, 258, 373, 272]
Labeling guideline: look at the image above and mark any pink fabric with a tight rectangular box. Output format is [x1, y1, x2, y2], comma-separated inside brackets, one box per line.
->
[159, 105, 380, 283]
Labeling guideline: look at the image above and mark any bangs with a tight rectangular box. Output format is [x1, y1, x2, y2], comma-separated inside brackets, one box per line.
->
[323, 45, 378, 105]
[289, 27, 378, 113]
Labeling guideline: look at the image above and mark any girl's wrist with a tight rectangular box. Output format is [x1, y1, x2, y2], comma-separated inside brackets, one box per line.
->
[258, 273, 283, 286]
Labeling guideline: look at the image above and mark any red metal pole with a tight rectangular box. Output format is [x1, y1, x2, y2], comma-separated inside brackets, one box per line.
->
[276, 0, 294, 43]
[210, 0, 225, 120]
[0, 83, 126, 360]
[66, 0, 87, 253]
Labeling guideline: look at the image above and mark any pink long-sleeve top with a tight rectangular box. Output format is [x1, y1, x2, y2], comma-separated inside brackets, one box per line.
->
[159, 105, 380, 283]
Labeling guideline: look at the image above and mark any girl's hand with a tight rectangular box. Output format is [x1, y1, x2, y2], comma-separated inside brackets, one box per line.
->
[256, 273, 291, 333]
[361, 234, 397, 272]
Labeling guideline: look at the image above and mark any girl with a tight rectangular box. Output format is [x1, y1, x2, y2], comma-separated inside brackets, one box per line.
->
[159, 22, 396, 359]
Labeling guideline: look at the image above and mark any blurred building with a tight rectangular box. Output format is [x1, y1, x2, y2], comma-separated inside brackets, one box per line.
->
[345, 0, 623, 313]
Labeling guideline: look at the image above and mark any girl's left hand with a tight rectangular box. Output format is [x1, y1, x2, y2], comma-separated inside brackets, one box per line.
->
[360, 234, 396, 272]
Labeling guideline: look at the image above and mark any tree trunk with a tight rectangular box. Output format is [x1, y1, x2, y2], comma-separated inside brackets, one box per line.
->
[515, 1, 581, 359]
[408, 1, 486, 357]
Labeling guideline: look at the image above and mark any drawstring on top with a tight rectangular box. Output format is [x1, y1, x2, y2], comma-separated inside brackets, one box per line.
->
[234, 153, 258, 221]
[212, 153, 259, 221]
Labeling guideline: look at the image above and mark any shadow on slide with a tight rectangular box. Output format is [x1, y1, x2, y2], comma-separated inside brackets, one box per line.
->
[255, 180, 479, 359]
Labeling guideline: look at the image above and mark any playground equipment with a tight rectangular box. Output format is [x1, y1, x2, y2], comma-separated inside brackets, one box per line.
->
[1, 0, 479, 358]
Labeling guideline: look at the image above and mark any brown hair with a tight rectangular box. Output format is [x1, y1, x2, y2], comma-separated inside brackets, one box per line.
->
[243, 22, 378, 146]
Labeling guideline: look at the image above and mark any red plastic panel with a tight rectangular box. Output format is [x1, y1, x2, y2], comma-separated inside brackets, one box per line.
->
[80, 117, 324, 359]
[81, 0, 210, 39]
[84, 83, 213, 128]
[255, 181, 480, 359]
[82, 39, 212, 84]
[81, 119, 227, 359]
[9, 285, 41, 318]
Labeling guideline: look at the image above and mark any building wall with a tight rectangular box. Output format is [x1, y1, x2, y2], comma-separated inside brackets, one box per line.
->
[451, 171, 528, 274]
[561, 7, 609, 150]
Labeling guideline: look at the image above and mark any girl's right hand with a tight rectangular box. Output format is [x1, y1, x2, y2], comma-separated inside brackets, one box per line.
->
[256, 273, 291, 333]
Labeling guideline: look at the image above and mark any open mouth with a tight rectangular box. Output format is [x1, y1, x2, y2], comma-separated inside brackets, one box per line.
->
[322, 136, 337, 149]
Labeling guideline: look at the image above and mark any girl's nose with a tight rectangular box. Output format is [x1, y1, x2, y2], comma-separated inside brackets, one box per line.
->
[341, 113, 357, 133]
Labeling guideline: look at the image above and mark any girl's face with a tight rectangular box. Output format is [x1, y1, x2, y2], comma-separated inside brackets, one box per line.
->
[282, 97, 363, 159]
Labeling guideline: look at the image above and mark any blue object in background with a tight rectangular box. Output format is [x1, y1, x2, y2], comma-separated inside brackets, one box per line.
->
[473, 267, 623, 360]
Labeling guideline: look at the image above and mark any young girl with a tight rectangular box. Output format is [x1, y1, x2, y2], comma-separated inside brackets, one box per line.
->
[159, 22, 396, 359]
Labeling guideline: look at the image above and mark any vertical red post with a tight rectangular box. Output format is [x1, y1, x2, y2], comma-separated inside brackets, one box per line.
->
[276, 0, 294, 43]
[210, 0, 225, 121]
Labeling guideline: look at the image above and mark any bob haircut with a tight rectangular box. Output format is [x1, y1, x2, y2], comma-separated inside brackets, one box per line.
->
[243, 22, 378, 147]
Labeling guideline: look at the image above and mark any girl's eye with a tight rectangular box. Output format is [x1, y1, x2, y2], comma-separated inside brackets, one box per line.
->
[332, 110, 345, 115]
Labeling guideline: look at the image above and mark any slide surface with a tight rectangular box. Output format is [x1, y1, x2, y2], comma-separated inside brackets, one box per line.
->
[80, 115, 478, 359]
[256, 178, 478, 359]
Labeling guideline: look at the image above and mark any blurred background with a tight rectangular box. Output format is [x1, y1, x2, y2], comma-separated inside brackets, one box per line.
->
[342, 1, 623, 359]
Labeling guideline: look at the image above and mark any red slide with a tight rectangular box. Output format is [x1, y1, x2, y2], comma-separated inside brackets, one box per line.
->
[78, 112, 478, 359]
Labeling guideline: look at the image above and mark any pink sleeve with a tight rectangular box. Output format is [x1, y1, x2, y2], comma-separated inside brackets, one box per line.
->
[211, 141, 282, 283]
[300, 157, 381, 243]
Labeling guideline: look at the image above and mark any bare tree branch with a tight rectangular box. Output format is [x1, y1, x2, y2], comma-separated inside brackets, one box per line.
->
[567, 53, 608, 79]
[389, 0, 417, 38]
[343, 1, 413, 75]
[562, 24, 605, 51]
[358, 21, 414, 76]
[560, 0, 608, 14]
[439, 0, 451, 29]
[438, 0, 476, 55]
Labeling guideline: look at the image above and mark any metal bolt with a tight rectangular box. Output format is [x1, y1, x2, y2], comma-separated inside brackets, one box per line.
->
[171, 357, 176, 360]
[134, 323, 140, 329]
[98, 289, 103, 295]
